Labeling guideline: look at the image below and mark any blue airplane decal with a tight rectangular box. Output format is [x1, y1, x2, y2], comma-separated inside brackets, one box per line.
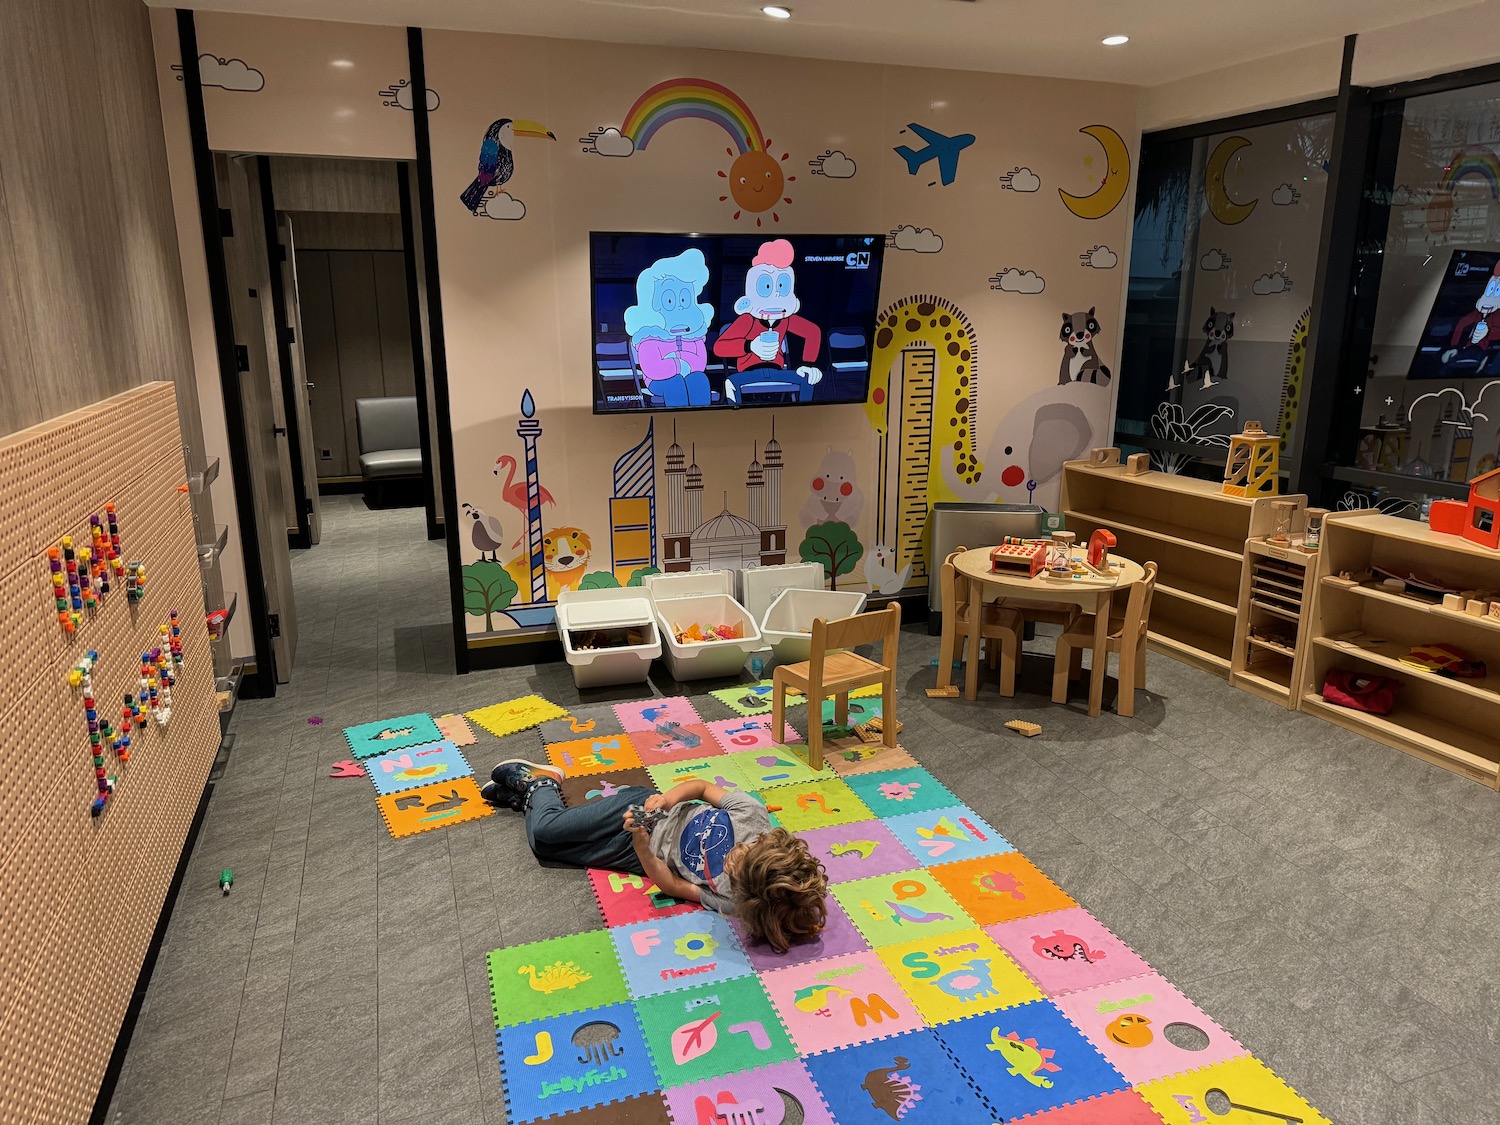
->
[893, 122, 976, 187]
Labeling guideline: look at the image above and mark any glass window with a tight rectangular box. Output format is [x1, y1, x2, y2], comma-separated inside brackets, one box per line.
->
[1120, 114, 1333, 477]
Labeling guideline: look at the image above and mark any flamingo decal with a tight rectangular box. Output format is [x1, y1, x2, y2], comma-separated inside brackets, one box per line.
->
[493, 454, 557, 546]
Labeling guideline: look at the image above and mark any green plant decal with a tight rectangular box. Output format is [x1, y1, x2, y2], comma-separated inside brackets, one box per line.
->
[463, 560, 517, 631]
[578, 571, 622, 590]
[799, 521, 864, 591]
[627, 566, 662, 586]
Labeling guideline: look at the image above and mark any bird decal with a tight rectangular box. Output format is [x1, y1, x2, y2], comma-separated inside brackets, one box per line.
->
[865, 543, 912, 596]
[460, 118, 555, 216]
[461, 502, 506, 561]
[493, 455, 557, 546]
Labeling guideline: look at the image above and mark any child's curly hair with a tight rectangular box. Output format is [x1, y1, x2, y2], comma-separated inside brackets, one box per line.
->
[732, 829, 828, 954]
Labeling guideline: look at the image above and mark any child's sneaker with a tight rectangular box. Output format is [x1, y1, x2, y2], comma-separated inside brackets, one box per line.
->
[490, 759, 563, 809]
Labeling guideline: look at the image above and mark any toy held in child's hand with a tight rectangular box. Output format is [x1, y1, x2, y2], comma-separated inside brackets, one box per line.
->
[627, 803, 668, 834]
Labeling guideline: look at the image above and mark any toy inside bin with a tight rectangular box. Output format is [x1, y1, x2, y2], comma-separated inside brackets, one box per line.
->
[555, 587, 662, 689]
[640, 570, 762, 681]
[761, 586, 868, 663]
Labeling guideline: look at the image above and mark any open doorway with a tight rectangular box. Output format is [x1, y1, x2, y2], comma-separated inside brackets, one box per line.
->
[214, 152, 443, 688]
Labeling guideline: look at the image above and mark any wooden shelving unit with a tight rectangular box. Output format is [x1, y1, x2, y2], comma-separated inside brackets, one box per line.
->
[1060, 460, 1301, 677]
[1303, 511, 1500, 788]
[1232, 539, 1316, 707]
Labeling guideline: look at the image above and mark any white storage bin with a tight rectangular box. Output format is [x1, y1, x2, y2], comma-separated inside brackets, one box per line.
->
[641, 570, 763, 681]
[555, 587, 662, 689]
[738, 561, 827, 625]
[761, 586, 868, 663]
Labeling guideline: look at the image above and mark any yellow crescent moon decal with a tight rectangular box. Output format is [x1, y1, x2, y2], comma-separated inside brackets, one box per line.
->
[1205, 136, 1257, 225]
[1059, 125, 1132, 220]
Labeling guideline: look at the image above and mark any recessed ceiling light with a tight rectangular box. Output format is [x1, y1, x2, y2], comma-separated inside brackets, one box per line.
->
[330, 58, 355, 68]
[1101, 35, 1129, 46]
[762, 6, 792, 18]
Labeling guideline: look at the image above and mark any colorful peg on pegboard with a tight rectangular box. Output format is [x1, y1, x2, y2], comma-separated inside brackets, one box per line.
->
[126, 560, 144, 602]
[78, 547, 97, 612]
[169, 610, 183, 667]
[62, 536, 84, 613]
[105, 504, 125, 579]
[90, 516, 111, 596]
[118, 696, 133, 756]
[49, 547, 69, 629]
[70, 651, 115, 816]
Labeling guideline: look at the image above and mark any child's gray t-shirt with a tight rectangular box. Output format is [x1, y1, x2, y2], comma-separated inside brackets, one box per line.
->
[649, 791, 771, 915]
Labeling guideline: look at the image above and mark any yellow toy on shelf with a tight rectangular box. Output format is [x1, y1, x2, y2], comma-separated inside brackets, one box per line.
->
[1223, 420, 1280, 498]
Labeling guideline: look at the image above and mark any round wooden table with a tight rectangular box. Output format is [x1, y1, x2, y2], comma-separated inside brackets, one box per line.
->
[948, 548, 1146, 714]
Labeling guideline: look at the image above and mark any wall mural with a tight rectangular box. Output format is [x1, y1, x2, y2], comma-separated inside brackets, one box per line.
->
[1423, 146, 1500, 235]
[1000, 167, 1042, 193]
[173, 53, 265, 92]
[808, 150, 857, 179]
[894, 123, 976, 187]
[460, 117, 556, 220]
[379, 78, 440, 112]
[1204, 136, 1257, 225]
[1058, 125, 1132, 220]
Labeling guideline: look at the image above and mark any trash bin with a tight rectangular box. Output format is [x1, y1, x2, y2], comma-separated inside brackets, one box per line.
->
[761, 587, 868, 663]
[554, 587, 662, 689]
[641, 570, 762, 681]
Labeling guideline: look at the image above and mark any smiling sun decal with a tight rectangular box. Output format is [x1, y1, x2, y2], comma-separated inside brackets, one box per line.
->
[584, 77, 795, 226]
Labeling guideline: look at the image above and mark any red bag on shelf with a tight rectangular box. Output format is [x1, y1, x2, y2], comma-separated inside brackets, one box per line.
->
[1322, 669, 1399, 715]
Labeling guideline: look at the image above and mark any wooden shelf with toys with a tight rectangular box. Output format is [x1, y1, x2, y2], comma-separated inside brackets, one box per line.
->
[1060, 445, 1303, 679]
[1232, 529, 1319, 709]
[1302, 510, 1500, 788]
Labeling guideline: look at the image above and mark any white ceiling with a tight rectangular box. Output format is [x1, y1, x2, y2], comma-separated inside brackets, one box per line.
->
[154, 0, 1490, 86]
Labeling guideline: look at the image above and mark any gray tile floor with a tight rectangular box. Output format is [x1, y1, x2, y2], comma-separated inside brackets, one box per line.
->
[106, 494, 1500, 1124]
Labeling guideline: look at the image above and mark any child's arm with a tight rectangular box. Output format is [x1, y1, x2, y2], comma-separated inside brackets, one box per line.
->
[648, 780, 730, 811]
[623, 811, 701, 903]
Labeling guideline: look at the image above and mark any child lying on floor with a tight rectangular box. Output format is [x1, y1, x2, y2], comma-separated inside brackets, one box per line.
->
[483, 760, 828, 953]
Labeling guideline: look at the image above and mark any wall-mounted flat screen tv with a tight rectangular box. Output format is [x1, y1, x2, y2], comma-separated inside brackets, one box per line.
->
[589, 232, 886, 413]
[1408, 248, 1500, 380]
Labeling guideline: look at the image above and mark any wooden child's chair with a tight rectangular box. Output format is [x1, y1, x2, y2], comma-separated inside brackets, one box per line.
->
[773, 602, 901, 769]
[1051, 561, 1158, 717]
[936, 547, 1024, 698]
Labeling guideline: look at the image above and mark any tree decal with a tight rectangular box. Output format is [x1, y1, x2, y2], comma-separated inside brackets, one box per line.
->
[578, 571, 622, 590]
[462, 560, 517, 631]
[798, 521, 864, 590]
[627, 566, 662, 586]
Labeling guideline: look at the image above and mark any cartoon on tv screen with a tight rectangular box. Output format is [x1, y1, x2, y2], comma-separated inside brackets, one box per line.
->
[589, 232, 886, 413]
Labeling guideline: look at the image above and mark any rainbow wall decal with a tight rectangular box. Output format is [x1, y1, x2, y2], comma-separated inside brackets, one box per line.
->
[621, 77, 766, 153]
[1439, 146, 1500, 198]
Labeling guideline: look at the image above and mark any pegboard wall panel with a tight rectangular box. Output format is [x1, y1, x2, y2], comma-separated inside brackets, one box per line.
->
[0, 383, 220, 1124]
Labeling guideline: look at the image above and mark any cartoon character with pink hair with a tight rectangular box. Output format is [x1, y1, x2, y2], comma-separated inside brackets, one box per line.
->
[712, 238, 824, 404]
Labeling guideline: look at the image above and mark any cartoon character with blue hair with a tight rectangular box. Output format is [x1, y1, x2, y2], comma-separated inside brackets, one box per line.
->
[625, 248, 714, 408]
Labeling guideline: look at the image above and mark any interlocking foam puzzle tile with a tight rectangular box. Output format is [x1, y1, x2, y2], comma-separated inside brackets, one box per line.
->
[876, 928, 1045, 1024]
[704, 715, 801, 755]
[587, 868, 699, 928]
[824, 741, 920, 777]
[487, 930, 631, 1029]
[760, 777, 871, 833]
[797, 820, 920, 884]
[830, 870, 973, 948]
[730, 893, 867, 972]
[468, 694, 569, 739]
[987, 907, 1154, 996]
[630, 723, 719, 765]
[661, 1058, 833, 1125]
[930, 853, 1078, 927]
[708, 680, 803, 717]
[376, 777, 493, 839]
[615, 696, 703, 733]
[434, 713, 477, 746]
[1053, 972, 1247, 1085]
[364, 739, 472, 797]
[845, 766, 960, 817]
[818, 695, 883, 730]
[727, 747, 832, 788]
[805, 1028, 996, 1124]
[497, 1001, 657, 1122]
[646, 756, 755, 796]
[936, 999, 1127, 1120]
[611, 911, 755, 999]
[634, 975, 797, 1088]
[547, 733, 644, 777]
[883, 805, 1014, 866]
[1138, 1054, 1332, 1125]
[542, 1093, 671, 1123]
[761, 950, 925, 1055]
[540, 704, 626, 744]
[343, 712, 443, 759]
[1023, 1088, 1165, 1123]
[563, 770, 657, 809]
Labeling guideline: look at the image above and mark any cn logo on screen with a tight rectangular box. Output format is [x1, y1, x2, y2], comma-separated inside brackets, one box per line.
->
[846, 251, 871, 269]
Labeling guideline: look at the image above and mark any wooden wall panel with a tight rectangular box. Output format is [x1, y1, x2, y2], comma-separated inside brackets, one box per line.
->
[328, 252, 386, 475]
[294, 250, 348, 478]
[0, 383, 219, 1125]
[269, 156, 399, 213]
[286, 210, 403, 251]
[373, 251, 416, 396]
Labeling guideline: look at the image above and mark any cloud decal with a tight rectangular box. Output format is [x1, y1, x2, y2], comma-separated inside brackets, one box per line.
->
[1000, 166, 1041, 192]
[989, 268, 1046, 294]
[1079, 245, 1118, 269]
[581, 127, 635, 157]
[889, 224, 943, 253]
[1271, 182, 1301, 206]
[1252, 271, 1293, 295]
[194, 55, 265, 92]
[809, 150, 857, 178]
[379, 79, 440, 111]
[1200, 249, 1231, 272]
[477, 191, 526, 221]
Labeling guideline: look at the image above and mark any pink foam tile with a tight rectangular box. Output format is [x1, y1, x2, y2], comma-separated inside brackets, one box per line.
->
[587, 867, 701, 928]
[760, 951, 925, 1056]
[661, 1060, 835, 1125]
[631, 723, 720, 765]
[615, 696, 703, 733]
[796, 820, 921, 884]
[986, 906, 1154, 996]
[730, 895, 868, 972]
[706, 715, 801, 755]
[1052, 972, 1247, 1084]
[1022, 1088, 1165, 1123]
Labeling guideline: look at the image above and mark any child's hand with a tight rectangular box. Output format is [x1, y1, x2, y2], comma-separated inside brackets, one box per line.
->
[643, 793, 669, 813]
[623, 810, 646, 835]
